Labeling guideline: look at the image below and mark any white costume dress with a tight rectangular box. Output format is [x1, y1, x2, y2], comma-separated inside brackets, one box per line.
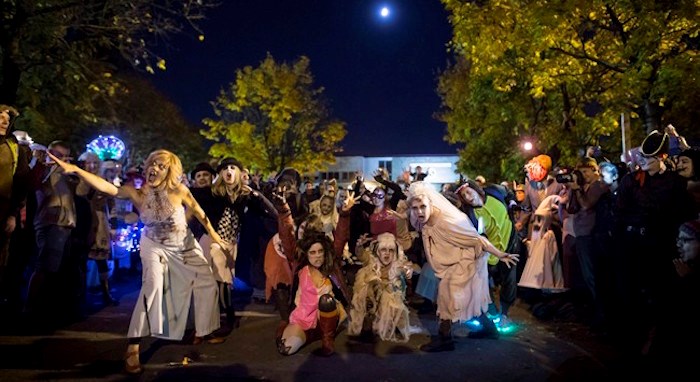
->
[518, 195, 567, 292]
[127, 190, 220, 340]
[409, 182, 493, 322]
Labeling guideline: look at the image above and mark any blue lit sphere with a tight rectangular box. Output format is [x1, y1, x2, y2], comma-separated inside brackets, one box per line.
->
[87, 135, 126, 161]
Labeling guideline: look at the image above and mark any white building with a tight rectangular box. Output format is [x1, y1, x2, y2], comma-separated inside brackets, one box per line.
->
[312, 154, 461, 190]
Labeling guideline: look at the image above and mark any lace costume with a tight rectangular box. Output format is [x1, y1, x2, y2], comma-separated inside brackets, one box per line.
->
[127, 189, 219, 340]
[348, 249, 412, 342]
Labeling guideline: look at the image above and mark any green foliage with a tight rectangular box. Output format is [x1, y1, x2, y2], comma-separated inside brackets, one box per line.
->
[73, 75, 207, 170]
[1, 1, 216, 145]
[438, 0, 700, 180]
[201, 54, 347, 174]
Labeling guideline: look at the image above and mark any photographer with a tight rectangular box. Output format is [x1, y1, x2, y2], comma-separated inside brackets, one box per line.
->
[565, 157, 609, 329]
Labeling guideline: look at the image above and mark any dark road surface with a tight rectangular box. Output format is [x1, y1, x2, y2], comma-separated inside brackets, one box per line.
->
[0, 272, 651, 382]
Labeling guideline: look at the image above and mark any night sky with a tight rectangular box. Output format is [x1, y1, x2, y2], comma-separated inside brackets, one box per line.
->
[149, 0, 458, 156]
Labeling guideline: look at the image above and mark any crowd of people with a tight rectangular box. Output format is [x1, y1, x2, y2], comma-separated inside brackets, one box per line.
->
[2, 103, 699, 373]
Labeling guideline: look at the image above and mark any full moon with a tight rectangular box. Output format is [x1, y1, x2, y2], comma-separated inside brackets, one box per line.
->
[380, 7, 390, 18]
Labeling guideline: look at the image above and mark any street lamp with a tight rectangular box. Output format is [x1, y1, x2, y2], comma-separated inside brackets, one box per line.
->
[522, 141, 533, 152]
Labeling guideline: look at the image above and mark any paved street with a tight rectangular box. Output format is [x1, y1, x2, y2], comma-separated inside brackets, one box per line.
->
[0, 274, 628, 382]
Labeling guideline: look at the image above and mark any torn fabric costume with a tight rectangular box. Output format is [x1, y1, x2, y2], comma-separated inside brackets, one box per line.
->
[518, 195, 566, 291]
[348, 233, 413, 342]
[408, 182, 493, 322]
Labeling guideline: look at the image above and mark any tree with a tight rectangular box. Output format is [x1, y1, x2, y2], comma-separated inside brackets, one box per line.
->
[201, 54, 347, 174]
[74, 74, 208, 170]
[1, 0, 216, 142]
[438, 0, 700, 178]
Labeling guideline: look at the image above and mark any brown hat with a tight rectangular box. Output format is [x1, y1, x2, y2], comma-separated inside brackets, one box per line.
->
[640, 130, 669, 157]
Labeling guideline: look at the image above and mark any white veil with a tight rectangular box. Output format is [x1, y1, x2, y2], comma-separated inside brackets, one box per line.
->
[406, 181, 478, 234]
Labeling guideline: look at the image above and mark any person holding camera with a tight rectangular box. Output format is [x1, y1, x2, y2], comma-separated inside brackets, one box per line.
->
[565, 157, 609, 329]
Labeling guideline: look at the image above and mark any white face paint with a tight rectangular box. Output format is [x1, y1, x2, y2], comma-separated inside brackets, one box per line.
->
[459, 186, 483, 207]
[409, 196, 431, 225]
[220, 165, 240, 186]
[146, 158, 169, 187]
[307, 242, 325, 268]
[376, 237, 397, 266]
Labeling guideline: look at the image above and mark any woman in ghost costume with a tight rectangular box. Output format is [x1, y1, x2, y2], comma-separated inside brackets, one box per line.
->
[518, 195, 567, 292]
[406, 182, 518, 352]
[348, 232, 415, 342]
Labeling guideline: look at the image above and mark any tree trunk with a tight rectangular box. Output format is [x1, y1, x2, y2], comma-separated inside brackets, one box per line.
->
[640, 99, 661, 134]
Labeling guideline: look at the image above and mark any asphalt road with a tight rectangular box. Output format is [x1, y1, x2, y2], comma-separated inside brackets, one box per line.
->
[0, 274, 635, 382]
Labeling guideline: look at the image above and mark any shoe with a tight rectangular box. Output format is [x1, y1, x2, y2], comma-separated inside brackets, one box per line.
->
[103, 294, 119, 306]
[193, 334, 226, 345]
[124, 350, 142, 374]
[496, 315, 515, 333]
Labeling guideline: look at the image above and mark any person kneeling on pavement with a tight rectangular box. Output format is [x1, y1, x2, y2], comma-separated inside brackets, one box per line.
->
[348, 233, 415, 342]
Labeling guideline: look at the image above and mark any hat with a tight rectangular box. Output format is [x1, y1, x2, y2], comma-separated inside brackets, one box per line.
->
[640, 130, 669, 157]
[216, 157, 243, 173]
[576, 156, 598, 170]
[275, 167, 302, 186]
[533, 154, 552, 171]
[191, 161, 216, 179]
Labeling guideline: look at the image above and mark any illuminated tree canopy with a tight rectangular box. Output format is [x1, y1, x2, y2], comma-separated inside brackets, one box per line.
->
[201, 54, 347, 174]
[438, 0, 700, 180]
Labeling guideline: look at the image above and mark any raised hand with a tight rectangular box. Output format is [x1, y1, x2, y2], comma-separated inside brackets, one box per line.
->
[342, 190, 361, 212]
[270, 184, 288, 209]
[47, 152, 79, 174]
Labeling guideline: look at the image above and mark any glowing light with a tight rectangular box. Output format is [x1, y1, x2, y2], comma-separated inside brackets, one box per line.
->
[380, 7, 390, 18]
[523, 141, 533, 151]
[87, 135, 126, 161]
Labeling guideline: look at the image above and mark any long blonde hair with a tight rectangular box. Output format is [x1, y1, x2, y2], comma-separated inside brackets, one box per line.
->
[144, 150, 183, 191]
[211, 166, 248, 202]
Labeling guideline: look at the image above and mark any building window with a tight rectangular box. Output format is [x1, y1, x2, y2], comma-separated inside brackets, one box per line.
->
[378, 160, 393, 177]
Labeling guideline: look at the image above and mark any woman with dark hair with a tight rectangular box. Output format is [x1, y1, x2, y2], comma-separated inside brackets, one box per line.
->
[271, 188, 355, 356]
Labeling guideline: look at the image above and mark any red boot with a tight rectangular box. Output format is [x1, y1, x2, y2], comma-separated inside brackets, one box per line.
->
[318, 311, 340, 356]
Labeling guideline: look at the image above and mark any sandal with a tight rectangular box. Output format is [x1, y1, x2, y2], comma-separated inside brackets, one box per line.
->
[124, 350, 143, 374]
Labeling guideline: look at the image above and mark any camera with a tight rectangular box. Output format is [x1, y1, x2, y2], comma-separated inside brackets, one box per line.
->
[555, 170, 584, 187]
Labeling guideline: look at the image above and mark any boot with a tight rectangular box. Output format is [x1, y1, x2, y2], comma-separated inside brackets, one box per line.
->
[275, 285, 291, 322]
[318, 311, 340, 356]
[421, 319, 455, 352]
[468, 313, 499, 339]
[99, 273, 118, 306]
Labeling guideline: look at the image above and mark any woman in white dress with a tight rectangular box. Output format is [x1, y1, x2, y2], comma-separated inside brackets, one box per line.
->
[49, 149, 228, 374]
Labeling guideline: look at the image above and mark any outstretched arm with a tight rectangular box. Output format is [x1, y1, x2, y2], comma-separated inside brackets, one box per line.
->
[47, 152, 134, 199]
